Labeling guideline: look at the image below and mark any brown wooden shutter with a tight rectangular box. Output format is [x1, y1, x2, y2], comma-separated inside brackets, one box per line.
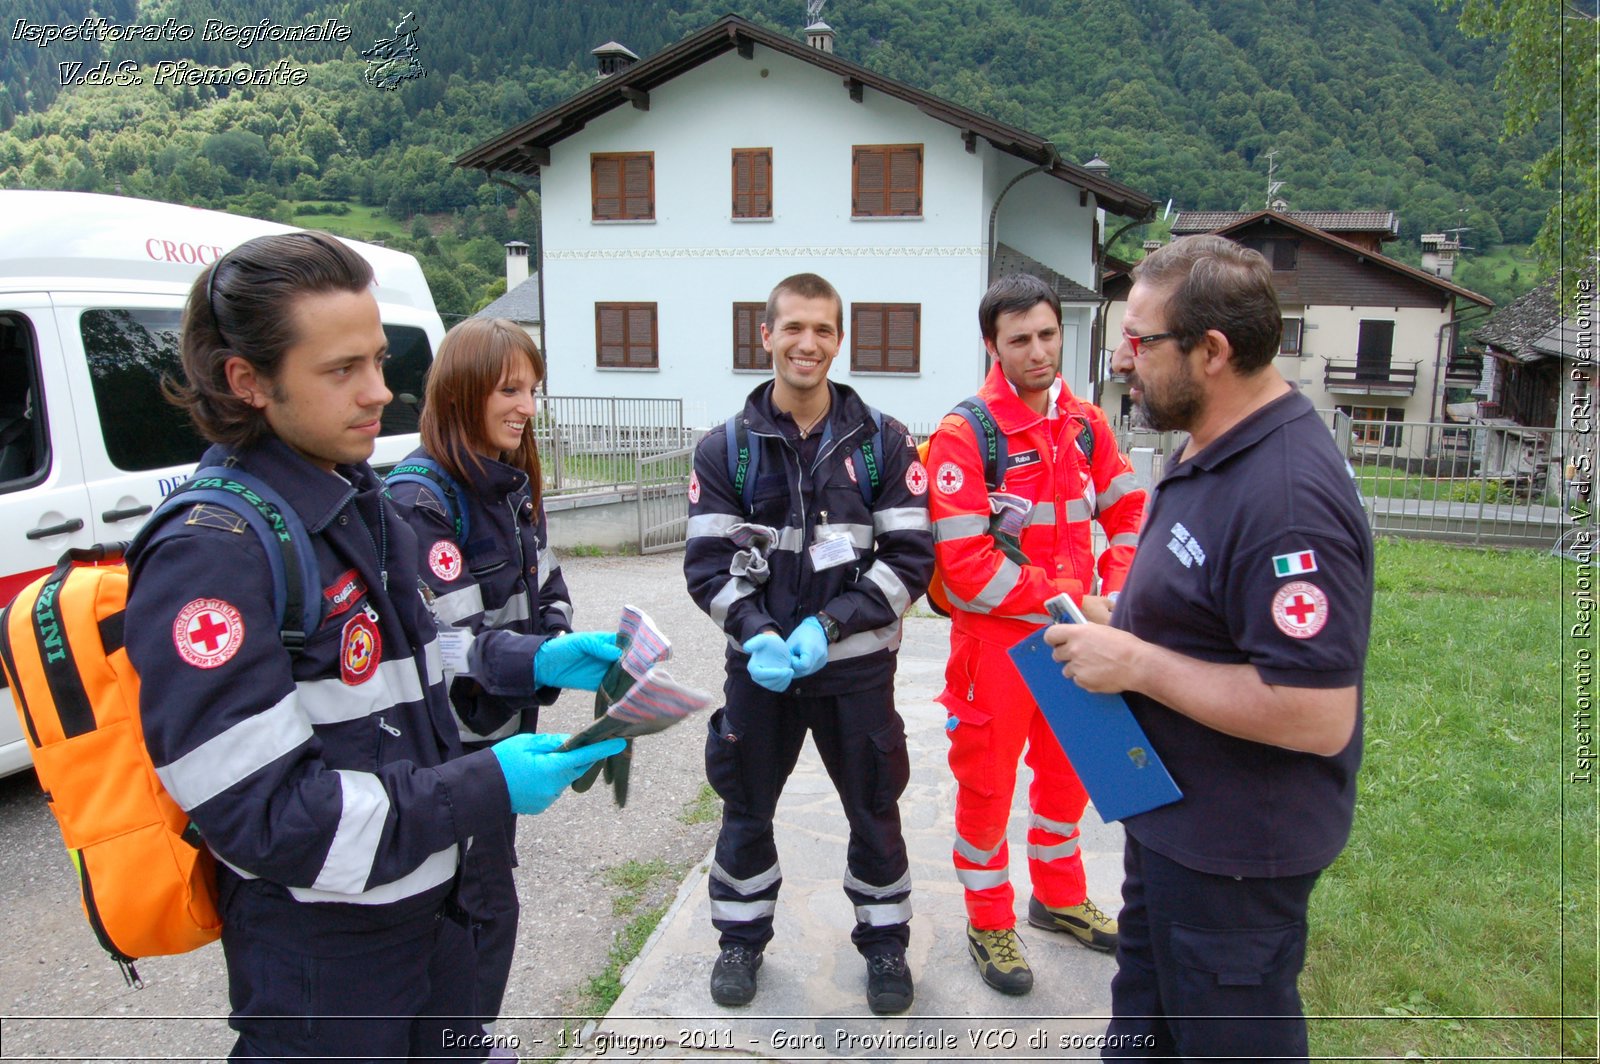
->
[622, 154, 653, 219]
[733, 302, 768, 369]
[851, 304, 919, 373]
[853, 145, 921, 217]
[886, 305, 920, 371]
[592, 155, 620, 220]
[596, 303, 625, 365]
[732, 149, 772, 218]
[888, 146, 921, 215]
[595, 302, 658, 368]
[591, 153, 653, 220]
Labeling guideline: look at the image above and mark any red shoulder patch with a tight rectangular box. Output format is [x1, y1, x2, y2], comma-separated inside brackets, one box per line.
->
[173, 599, 244, 669]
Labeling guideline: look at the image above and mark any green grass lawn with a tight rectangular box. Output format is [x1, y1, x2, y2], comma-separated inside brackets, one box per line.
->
[286, 201, 409, 242]
[1303, 539, 1595, 1059]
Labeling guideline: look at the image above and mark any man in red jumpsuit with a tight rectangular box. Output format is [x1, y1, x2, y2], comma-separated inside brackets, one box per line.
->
[926, 273, 1146, 996]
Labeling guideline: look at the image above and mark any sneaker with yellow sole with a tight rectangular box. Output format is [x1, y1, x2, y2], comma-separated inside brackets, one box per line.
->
[966, 923, 1033, 995]
[1026, 895, 1118, 952]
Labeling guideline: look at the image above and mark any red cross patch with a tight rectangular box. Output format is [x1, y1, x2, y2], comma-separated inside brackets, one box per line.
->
[428, 539, 464, 582]
[687, 470, 701, 504]
[1272, 580, 1329, 639]
[341, 610, 382, 685]
[173, 598, 244, 669]
[905, 460, 929, 496]
[936, 461, 965, 495]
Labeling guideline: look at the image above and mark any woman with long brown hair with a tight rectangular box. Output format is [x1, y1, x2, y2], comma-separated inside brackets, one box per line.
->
[387, 317, 619, 1046]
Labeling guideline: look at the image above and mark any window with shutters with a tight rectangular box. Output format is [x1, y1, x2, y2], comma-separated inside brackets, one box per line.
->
[1280, 317, 1303, 356]
[851, 303, 920, 374]
[594, 302, 658, 369]
[731, 148, 772, 220]
[732, 302, 770, 371]
[851, 144, 922, 218]
[590, 152, 654, 221]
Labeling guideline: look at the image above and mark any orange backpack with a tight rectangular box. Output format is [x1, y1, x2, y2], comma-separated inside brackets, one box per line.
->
[0, 469, 321, 985]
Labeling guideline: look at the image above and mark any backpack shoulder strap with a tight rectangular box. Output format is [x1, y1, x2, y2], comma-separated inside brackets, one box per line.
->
[385, 457, 470, 544]
[951, 396, 1007, 490]
[1076, 418, 1096, 467]
[136, 466, 321, 655]
[849, 406, 886, 506]
[724, 414, 759, 515]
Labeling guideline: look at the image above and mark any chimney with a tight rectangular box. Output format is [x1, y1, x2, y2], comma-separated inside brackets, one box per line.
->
[805, 20, 835, 52]
[1083, 154, 1110, 176]
[591, 41, 639, 78]
[505, 240, 530, 290]
[1420, 233, 1459, 279]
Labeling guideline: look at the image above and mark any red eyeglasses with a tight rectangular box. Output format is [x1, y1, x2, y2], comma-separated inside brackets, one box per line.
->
[1123, 331, 1176, 357]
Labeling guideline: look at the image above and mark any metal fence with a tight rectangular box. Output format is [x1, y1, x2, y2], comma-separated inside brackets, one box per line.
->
[1110, 412, 1580, 549]
[636, 445, 694, 554]
[537, 395, 692, 495]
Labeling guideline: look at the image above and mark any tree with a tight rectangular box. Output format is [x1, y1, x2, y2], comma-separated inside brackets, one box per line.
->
[1442, 1, 1598, 283]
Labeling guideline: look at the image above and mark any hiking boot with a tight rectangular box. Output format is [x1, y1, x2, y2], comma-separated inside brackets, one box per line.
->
[709, 945, 762, 1006]
[864, 949, 915, 1015]
[966, 923, 1033, 996]
[1027, 894, 1119, 952]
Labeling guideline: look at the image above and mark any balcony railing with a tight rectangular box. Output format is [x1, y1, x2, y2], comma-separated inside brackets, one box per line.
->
[1322, 358, 1420, 396]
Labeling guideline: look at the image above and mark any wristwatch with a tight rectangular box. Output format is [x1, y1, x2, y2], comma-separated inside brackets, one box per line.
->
[813, 610, 842, 644]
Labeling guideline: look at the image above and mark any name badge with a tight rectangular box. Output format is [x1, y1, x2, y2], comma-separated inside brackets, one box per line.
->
[809, 532, 857, 571]
[436, 626, 475, 678]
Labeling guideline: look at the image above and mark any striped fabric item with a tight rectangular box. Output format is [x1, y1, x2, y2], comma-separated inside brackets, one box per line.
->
[607, 668, 712, 729]
[988, 493, 1034, 539]
[618, 604, 672, 681]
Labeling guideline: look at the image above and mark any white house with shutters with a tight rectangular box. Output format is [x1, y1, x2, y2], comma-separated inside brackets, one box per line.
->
[458, 14, 1152, 428]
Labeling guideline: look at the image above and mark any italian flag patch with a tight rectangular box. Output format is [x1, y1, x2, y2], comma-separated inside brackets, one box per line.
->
[1272, 550, 1318, 578]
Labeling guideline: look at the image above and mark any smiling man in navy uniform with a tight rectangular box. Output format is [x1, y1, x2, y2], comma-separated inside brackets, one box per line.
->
[1046, 235, 1373, 1061]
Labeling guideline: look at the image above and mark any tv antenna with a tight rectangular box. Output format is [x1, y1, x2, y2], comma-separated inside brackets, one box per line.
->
[807, 0, 827, 24]
[1263, 149, 1285, 209]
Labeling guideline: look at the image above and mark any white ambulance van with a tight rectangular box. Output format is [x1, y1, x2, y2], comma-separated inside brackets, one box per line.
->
[0, 190, 446, 777]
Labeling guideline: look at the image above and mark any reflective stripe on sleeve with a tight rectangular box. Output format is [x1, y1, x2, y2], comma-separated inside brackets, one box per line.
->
[874, 507, 931, 535]
[288, 844, 458, 905]
[709, 576, 759, 626]
[687, 512, 745, 539]
[156, 693, 314, 810]
[311, 770, 391, 893]
[1110, 532, 1139, 548]
[1097, 472, 1140, 512]
[933, 513, 989, 543]
[862, 560, 911, 615]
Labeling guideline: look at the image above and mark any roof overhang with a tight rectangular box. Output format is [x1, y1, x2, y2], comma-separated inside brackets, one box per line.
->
[457, 15, 1154, 219]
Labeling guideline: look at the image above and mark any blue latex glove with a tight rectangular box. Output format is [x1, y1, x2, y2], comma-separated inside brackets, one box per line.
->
[786, 617, 829, 678]
[742, 631, 794, 692]
[491, 732, 628, 815]
[532, 631, 622, 691]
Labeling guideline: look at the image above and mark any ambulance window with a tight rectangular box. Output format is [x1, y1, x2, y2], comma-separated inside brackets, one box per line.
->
[0, 314, 48, 491]
[379, 324, 431, 436]
[81, 308, 205, 471]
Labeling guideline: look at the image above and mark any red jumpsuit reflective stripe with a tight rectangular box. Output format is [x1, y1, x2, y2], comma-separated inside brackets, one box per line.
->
[927, 364, 1145, 930]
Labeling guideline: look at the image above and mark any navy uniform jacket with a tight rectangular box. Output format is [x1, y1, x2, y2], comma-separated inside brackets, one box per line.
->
[127, 439, 509, 939]
[386, 447, 573, 745]
[685, 381, 934, 693]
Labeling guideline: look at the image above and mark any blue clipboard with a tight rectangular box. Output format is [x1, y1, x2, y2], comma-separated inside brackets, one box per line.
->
[1007, 601, 1182, 822]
